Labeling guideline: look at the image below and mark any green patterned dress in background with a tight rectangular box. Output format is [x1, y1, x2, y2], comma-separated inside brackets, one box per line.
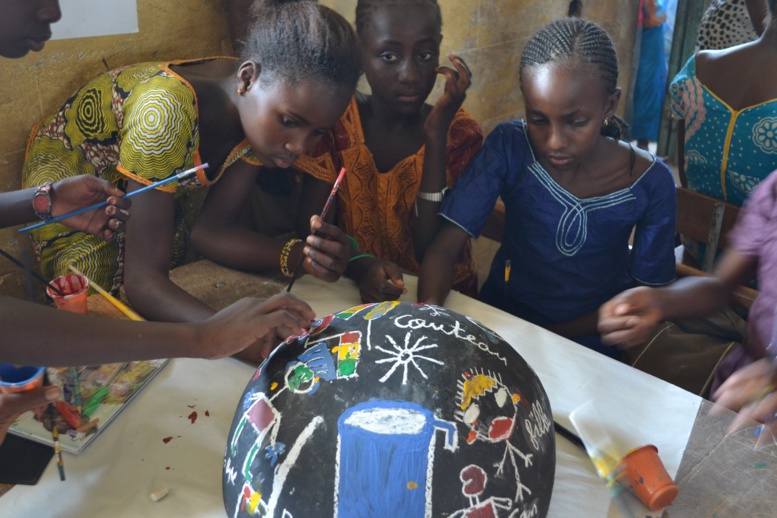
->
[22, 59, 258, 294]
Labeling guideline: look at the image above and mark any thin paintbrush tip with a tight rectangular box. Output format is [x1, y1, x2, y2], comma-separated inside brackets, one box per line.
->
[334, 166, 347, 184]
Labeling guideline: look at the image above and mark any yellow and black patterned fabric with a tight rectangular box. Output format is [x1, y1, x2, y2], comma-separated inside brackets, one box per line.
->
[22, 59, 258, 293]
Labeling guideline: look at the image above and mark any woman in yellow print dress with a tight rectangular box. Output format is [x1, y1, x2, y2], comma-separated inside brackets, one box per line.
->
[22, 0, 361, 361]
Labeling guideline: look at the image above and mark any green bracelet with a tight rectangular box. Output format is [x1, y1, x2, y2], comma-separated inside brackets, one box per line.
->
[348, 253, 375, 263]
[347, 235, 361, 253]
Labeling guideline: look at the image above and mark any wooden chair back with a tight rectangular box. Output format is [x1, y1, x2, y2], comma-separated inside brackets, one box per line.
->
[674, 121, 757, 309]
[675, 187, 741, 272]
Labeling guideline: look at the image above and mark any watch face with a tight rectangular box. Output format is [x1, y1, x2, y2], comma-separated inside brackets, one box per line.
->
[33, 194, 50, 213]
[33, 184, 53, 219]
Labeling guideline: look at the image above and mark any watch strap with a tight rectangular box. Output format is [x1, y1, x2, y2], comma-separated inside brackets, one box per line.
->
[416, 188, 447, 203]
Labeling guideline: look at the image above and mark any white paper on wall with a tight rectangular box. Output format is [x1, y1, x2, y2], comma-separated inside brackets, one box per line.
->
[51, 0, 139, 40]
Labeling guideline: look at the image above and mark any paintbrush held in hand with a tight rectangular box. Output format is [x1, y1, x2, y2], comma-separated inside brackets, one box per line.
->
[19, 163, 209, 233]
[286, 167, 347, 292]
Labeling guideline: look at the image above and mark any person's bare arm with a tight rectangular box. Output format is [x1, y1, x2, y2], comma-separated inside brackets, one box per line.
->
[193, 163, 349, 283]
[745, 0, 768, 36]
[413, 56, 472, 261]
[0, 291, 314, 365]
[417, 222, 470, 305]
[547, 311, 600, 340]
[598, 249, 757, 348]
[122, 179, 215, 322]
[0, 291, 315, 444]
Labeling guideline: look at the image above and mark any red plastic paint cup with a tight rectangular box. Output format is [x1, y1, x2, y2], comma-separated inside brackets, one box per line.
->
[0, 364, 45, 394]
[615, 444, 678, 511]
[47, 274, 89, 314]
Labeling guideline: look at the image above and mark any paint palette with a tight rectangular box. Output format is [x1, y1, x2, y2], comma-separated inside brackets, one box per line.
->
[224, 302, 556, 517]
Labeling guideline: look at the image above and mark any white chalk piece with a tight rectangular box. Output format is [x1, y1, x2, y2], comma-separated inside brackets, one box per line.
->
[149, 486, 169, 502]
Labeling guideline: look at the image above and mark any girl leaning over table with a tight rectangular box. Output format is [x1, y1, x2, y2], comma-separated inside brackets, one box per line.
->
[21, 0, 362, 361]
[418, 18, 677, 359]
[0, 0, 314, 446]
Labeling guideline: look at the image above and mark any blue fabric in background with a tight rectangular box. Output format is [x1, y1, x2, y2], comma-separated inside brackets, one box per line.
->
[440, 121, 677, 357]
[632, 22, 668, 142]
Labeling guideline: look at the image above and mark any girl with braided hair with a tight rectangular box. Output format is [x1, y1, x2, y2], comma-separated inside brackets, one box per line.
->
[419, 18, 677, 358]
[293, 0, 483, 304]
[22, 0, 362, 362]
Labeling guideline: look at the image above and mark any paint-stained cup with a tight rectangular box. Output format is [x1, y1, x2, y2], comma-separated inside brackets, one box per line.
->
[615, 444, 678, 511]
[0, 364, 45, 394]
[47, 274, 89, 314]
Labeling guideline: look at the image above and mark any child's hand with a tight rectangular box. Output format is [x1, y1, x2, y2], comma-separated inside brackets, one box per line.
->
[425, 54, 473, 137]
[359, 259, 407, 303]
[52, 175, 131, 241]
[198, 292, 315, 362]
[713, 358, 777, 434]
[0, 386, 60, 445]
[597, 287, 663, 348]
[302, 215, 349, 282]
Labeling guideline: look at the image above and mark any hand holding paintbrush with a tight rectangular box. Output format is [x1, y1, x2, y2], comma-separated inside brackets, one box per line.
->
[19, 163, 209, 233]
[286, 167, 349, 292]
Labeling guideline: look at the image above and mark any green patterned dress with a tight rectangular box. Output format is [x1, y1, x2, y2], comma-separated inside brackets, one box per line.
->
[22, 59, 258, 294]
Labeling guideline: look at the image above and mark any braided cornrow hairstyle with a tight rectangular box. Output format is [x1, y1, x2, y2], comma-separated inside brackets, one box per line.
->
[355, 0, 442, 40]
[242, 0, 362, 92]
[520, 17, 627, 140]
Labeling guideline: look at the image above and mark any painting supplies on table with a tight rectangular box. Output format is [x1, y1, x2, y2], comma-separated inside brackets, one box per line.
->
[68, 265, 144, 321]
[569, 401, 678, 513]
[0, 364, 45, 393]
[0, 248, 65, 296]
[69, 367, 82, 413]
[82, 363, 126, 418]
[553, 419, 585, 451]
[19, 162, 209, 233]
[49, 405, 65, 481]
[10, 360, 168, 454]
[286, 167, 347, 292]
[0, 369, 63, 482]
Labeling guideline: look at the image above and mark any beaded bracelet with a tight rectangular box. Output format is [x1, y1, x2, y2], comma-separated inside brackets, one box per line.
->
[280, 238, 302, 278]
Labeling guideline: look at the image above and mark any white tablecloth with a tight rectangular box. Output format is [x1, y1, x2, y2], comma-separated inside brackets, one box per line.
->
[1, 275, 701, 517]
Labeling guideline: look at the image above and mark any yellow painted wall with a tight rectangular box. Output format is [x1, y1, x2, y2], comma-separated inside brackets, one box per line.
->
[0, 0, 637, 298]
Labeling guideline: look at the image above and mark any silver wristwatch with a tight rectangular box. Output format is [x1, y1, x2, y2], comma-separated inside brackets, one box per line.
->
[416, 187, 448, 202]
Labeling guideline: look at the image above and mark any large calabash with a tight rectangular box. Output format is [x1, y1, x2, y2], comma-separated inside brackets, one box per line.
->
[224, 302, 555, 517]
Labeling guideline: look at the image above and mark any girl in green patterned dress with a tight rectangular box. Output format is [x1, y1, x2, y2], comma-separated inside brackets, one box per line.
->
[21, 0, 361, 362]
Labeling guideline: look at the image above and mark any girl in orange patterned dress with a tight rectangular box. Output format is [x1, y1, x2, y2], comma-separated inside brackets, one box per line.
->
[294, 0, 483, 303]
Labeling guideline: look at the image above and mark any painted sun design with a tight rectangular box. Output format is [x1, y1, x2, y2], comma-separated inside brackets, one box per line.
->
[374, 332, 443, 384]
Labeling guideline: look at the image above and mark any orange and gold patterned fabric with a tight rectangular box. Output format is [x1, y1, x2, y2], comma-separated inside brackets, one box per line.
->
[294, 97, 483, 296]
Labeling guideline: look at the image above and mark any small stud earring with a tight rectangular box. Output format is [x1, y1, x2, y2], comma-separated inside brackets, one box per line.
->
[602, 118, 609, 128]
[237, 87, 244, 95]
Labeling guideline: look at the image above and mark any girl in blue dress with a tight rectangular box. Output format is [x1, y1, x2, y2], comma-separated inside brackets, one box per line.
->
[418, 18, 678, 358]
